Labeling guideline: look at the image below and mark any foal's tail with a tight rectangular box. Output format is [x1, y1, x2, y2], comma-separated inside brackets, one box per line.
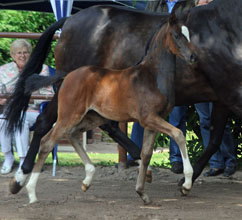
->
[4, 17, 67, 132]
[24, 73, 66, 95]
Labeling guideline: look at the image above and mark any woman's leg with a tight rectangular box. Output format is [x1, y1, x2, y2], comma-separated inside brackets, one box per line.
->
[14, 111, 39, 171]
[0, 115, 14, 174]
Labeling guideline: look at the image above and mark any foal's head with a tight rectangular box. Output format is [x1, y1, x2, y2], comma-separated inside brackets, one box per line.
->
[164, 10, 197, 64]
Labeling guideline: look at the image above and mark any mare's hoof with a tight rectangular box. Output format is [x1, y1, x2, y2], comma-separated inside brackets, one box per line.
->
[9, 177, 23, 194]
[180, 186, 190, 196]
[145, 170, 152, 183]
[81, 183, 90, 192]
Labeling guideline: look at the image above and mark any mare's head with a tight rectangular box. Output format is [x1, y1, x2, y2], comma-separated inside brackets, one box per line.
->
[164, 10, 197, 64]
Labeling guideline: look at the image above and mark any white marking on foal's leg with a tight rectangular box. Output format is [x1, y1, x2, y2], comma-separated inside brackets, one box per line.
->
[175, 130, 193, 193]
[181, 149, 193, 192]
[181, 25, 190, 42]
[82, 164, 95, 190]
[26, 172, 40, 203]
[15, 170, 28, 186]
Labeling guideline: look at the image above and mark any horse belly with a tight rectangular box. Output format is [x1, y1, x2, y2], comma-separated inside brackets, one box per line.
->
[92, 77, 136, 122]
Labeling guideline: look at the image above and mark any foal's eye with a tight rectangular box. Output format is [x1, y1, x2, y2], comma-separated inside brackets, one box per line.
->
[174, 33, 179, 39]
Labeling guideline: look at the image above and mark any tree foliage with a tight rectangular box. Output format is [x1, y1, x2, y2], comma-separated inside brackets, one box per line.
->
[0, 10, 56, 67]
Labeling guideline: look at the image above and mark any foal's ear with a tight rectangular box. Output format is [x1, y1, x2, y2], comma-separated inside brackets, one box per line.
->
[169, 8, 178, 26]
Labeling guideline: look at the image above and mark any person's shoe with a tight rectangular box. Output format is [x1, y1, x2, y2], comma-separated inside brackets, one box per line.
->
[203, 168, 224, 177]
[1, 164, 13, 175]
[171, 161, 183, 174]
[223, 166, 236, 177]
[127, 160, 139, 167]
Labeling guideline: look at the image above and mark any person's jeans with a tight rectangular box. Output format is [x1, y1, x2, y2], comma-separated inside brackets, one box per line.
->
[169, 106, 186, 163]
[127, 122, 144, 161]
[195, 102, 236, 169]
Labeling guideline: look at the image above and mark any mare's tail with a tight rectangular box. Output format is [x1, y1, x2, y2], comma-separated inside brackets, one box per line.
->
[4, 17, 67, 132]
[24, 72, 66, 95]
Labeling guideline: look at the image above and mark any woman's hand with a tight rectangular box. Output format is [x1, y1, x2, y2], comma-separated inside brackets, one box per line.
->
[0, 98, 7, 105]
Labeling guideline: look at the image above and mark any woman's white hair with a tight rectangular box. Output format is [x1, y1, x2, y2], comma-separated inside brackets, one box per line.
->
[10, 39, 32, 57]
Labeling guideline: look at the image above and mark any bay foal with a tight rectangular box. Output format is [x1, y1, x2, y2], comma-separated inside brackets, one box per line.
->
[22, 13, 196, 204]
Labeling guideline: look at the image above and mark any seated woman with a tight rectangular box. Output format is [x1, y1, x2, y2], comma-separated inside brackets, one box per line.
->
[0, 39, 53, 174]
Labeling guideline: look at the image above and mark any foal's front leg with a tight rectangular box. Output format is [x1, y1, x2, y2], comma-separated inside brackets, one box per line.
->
[136, 129, 156, 205]
[143, 114, 193, 196]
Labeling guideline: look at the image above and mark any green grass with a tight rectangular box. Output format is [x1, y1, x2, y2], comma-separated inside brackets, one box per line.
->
[0, 151, 171, 168]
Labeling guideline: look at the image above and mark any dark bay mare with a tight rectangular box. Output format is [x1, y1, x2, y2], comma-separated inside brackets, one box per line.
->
[18, 12, 196, 204]
[5, 0, 242, 195]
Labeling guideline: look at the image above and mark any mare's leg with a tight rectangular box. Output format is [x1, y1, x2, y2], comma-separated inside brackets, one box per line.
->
[9, 95, 58, 195]
[179, 102, 229, 185]
[100, 121, 141, 160]
[117, 122, 128, 169]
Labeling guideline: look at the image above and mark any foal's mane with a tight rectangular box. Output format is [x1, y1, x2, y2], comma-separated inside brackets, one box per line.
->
[135, 17, 169, 66]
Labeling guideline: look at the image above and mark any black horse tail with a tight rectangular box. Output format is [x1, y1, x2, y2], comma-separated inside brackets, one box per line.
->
[24, 72, 66, 95]
[4, 17, 67, 132]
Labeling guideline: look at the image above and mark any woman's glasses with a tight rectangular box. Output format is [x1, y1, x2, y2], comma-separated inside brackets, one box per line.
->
[15, 51, 30, 56]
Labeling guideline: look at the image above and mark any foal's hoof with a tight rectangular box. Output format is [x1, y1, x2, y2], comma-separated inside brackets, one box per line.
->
[144, 199, 152, 205]
[9, 177, 23, 194]
[81, 183, 90, 192]
[145, 170, 152, 183]
[180, 185, 190, 196]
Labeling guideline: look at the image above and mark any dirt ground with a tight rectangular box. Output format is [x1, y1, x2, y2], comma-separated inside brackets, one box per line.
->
[0, 163, 242, 220]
